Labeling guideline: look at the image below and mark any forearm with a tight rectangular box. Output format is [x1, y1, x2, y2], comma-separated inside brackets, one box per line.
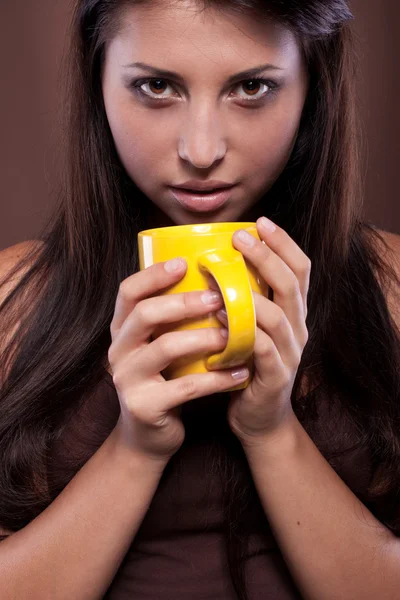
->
[0, 423, 166, 600]
[242, 413, 399, 600]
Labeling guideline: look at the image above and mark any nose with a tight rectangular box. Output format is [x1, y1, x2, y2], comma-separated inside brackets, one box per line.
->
[177, 106, 227, 169]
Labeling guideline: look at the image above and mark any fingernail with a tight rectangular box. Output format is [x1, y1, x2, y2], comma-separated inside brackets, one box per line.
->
[259, 217, 276, 232]
[220, 327, 229, 339]
[231, 367, 249, 380]
[236, 230, 255, 247]
[165, 258, 185, 272]
[201, 290, 222, 305]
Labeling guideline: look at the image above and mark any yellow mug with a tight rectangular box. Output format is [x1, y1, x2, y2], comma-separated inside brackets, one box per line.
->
[137, 222, 267, 391]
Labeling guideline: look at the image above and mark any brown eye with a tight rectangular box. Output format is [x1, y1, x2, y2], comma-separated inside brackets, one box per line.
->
[133, 78, 174, 98]
[234, 79, 272, 101]
[147, 79, 169, 95]
[242, 80, 263, 95]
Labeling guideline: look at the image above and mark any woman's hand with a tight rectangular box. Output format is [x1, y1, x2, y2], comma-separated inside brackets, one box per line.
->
[108, 259, 249, 468]
[214, 217, 311, 448]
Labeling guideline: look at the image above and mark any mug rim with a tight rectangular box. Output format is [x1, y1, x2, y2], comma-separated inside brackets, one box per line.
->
[138, 221, 257, 238]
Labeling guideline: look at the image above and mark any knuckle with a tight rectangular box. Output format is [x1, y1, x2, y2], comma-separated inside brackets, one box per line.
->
[301, 327, 309, 347]
[157, 333, 176, 357]
[258, 340, 274, 357]
[176, 376, 198, 400]
[118, 279, 131, 301]
[281, 369, 293, 388]
[107, 345, 117, 366]
[181, 291, 196, 316]
[271, 308, 288, 330]
[291, 349, 302, 369]
[302, 257, 312, 273]
[110, 368, 122, 389]
[109, 320, 118, 340]
[134, 301, 153, 326]
[289, 278, 301, 298]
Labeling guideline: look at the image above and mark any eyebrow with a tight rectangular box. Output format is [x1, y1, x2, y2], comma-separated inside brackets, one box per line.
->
[122, 61, 284, 84]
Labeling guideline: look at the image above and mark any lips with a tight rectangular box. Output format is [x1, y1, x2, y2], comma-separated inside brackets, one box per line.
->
[169, 186, 235, 213]
[181, 187, 225, 193]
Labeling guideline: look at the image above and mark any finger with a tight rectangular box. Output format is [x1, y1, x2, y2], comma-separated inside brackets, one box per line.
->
[217, 293, 302, 368]
[153, 367, 250, 414]
[133, 326, 229, 379]
[232, 231, 306, 343]
[251, 327, 288, 394]
[109, 289, 224, 363]
[256, 218, 311, 315]
[205, 273, 219, 291]
[111, 259, 188, 339]
[123, 365, 249, 426]
[216, 314, 286, 393]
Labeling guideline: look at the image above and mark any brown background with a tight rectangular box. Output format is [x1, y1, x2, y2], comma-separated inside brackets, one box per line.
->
[0, 0, 399, 251]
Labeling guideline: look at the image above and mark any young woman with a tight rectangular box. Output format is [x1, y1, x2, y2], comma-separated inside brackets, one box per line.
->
[1, 0, 400, 598]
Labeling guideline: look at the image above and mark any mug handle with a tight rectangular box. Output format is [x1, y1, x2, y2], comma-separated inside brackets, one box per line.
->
[197, 248, 256, 371]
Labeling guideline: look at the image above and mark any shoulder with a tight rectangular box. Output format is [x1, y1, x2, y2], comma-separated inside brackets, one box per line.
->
[0, 240, 44, 304]
[372, 228, 400, 331]
[0, 240, 44, 379]
[0, 239, 43, 269]
[0, 240, 44, 537]
[373, 228, 400, 261]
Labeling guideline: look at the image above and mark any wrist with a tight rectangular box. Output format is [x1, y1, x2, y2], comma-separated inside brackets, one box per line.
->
[240, 410, 302, 462]
[107, 423, 170, 477]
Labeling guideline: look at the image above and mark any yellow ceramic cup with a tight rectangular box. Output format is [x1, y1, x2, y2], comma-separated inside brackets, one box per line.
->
[138, 222, 267, 391]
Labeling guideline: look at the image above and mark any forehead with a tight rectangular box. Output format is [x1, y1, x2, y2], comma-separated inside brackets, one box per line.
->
[106, 2, 303, 72]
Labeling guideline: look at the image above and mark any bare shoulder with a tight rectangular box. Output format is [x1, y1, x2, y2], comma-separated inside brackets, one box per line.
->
[0, 240, 44, 537]
[0, 240, 44, 304]
[373, 228, 400, 330]
[373, 228, 400, 275]
[0, 239, 43, 270]
[374, 228, 400, 257]
[0, 239, 44, 385]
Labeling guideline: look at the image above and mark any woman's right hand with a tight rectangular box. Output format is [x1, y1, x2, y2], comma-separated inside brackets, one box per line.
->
[108, 257, 247, 467]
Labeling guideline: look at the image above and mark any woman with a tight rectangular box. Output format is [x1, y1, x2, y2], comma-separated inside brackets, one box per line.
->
[0, 0, 400, 598]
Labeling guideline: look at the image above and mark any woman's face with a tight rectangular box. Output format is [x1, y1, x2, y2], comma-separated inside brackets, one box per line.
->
[102, 1, 309, 227]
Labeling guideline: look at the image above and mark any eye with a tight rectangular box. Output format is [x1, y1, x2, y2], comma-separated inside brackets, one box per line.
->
[130, 77, 279, 103]
[234, 79, 276, 101]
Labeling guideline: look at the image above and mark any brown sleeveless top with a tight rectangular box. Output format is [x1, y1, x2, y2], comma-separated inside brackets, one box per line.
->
[47, 369, 373, 599]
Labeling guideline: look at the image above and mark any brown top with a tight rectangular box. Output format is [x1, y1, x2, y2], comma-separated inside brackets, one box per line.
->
[47, 370, 373, 599]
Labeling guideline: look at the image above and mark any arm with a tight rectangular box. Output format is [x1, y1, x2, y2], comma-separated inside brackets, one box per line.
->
[226, 222, 400, 599]
[0, 423, 167, 600]
[242, 413, 399, 600]
[0, 241, 166, 598]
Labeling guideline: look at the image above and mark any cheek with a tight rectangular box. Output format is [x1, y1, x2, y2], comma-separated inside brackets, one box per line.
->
[106, 102, 168, 177]
[246, 113, 300, 185]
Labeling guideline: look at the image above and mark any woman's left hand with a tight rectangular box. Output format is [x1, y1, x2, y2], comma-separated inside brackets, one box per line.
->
[213, 217, 311, 448]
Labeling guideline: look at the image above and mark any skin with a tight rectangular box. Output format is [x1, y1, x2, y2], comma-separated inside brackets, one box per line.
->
[101, 1, 309, 228]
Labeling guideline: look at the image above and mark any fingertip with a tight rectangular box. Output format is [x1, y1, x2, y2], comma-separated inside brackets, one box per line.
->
[164, 258, 187, 273]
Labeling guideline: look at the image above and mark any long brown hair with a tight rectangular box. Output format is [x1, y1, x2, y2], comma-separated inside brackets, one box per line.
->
[1, 1, 400, 599]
